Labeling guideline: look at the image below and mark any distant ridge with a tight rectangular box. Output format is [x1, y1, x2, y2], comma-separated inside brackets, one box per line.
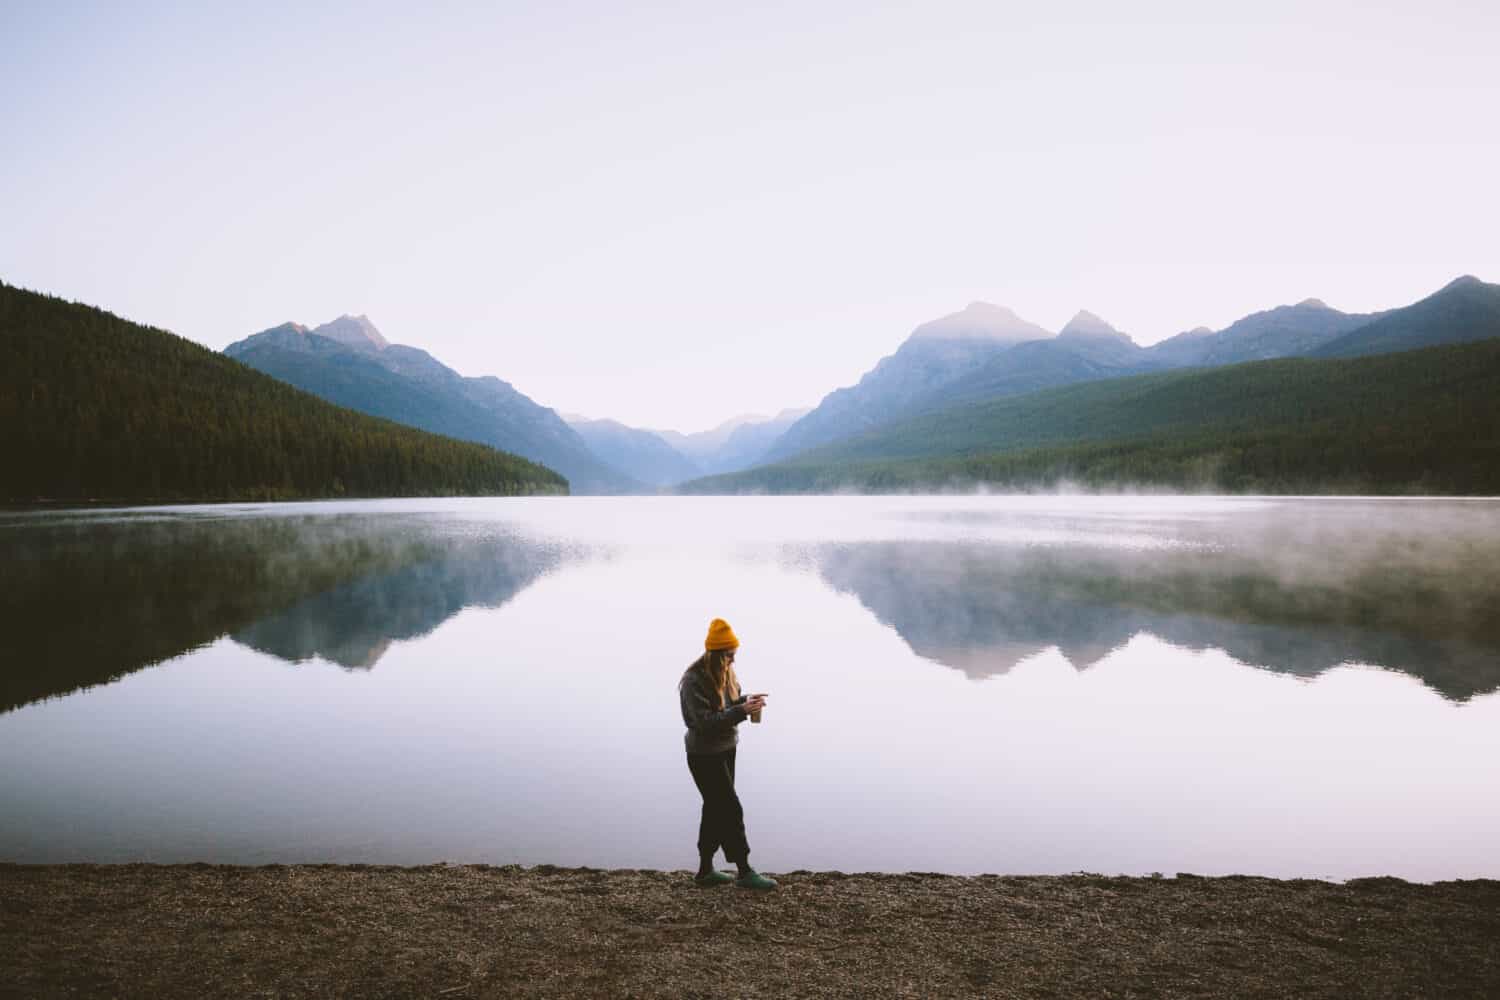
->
[565, 417, 701, 488]
[646, 408, 812, 478]
[878, 306, 1160, 421]
[1147, 299, 1373, 367]
[559, 408, 814, 486]
[1312, 274, 1500, 358]
[680, 336, 1500, 496]
[226, 319, 638, 494]
[762, 302, 1053, 461]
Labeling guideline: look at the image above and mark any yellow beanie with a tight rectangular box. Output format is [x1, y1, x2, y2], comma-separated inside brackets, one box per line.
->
[705, 618, 740, 651]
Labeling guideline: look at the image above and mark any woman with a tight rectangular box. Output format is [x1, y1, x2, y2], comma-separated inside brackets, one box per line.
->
[678, 617, 776, 889]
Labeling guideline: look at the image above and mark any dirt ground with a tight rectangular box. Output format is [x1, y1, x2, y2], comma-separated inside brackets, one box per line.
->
[2, 864, 1497, 999]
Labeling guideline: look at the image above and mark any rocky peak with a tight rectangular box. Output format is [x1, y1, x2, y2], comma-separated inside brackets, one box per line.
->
[310, 314, 389, 351]
[1059, 310, 1133, 344]
[908, 301, 1051, 344]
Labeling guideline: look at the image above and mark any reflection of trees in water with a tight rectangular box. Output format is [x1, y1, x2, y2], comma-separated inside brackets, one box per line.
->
[812, 536, 1500, 702]
[231, 541, 562, 669]
[0, 514, 565, 712]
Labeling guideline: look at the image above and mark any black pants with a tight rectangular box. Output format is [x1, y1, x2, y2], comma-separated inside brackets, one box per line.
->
[686, 748, 750, 866]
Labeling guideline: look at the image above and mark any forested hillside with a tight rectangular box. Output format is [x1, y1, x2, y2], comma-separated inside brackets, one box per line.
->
[0, 283, 568, 502]
[678, 339, 1500, 495]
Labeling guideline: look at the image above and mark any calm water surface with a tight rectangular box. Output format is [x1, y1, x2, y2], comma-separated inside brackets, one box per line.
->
[2, 496, 1498, 880]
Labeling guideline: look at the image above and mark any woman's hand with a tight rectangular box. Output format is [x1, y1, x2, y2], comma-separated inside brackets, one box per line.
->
[743, 694, 768, 713]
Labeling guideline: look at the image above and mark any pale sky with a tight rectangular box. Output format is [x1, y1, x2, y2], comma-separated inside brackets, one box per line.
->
[3, 1, 1497, 431]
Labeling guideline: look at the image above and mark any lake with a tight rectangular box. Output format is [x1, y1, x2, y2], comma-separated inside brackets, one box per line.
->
[2, 496, 1498, 880]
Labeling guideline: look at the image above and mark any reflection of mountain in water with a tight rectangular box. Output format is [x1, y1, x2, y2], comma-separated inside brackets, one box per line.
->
[232, 541, 560, 668]
[813, 541, 1500, 702]
[1, 513, 567, 711]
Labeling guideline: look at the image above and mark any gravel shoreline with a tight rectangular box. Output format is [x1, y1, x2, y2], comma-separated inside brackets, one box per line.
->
[3, 864, 1497, 999]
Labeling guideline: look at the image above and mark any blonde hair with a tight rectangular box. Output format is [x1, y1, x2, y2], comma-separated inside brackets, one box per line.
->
[698, 647, 741, 710]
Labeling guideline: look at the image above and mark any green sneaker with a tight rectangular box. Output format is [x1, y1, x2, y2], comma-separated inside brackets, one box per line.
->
[735, 870, 778, 891]
[693, 870, 734, 886]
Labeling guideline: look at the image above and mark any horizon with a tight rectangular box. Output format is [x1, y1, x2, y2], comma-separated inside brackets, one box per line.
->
[3, 2, 1497, 429]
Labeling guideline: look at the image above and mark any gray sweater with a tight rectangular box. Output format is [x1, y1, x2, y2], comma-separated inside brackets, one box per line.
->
[679, 663, 748, 755]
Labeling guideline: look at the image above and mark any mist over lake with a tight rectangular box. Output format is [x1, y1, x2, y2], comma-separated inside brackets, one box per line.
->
[2, 496, 1497, 880]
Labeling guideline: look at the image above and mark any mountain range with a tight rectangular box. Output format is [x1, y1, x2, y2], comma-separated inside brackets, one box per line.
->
[738, 274, 1500, 477]
[217, 274, 1500, 494]
[651, 409, 811, 476]
[225, 316, 638, 494]
[562, 409, 812, 487]
[762, 302, 1054, 462]
[225, 316, 817, 492]
[563, 417, 704, 489]
[14, 269, 1497, 499]
[1310, 275, 1500, 357]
